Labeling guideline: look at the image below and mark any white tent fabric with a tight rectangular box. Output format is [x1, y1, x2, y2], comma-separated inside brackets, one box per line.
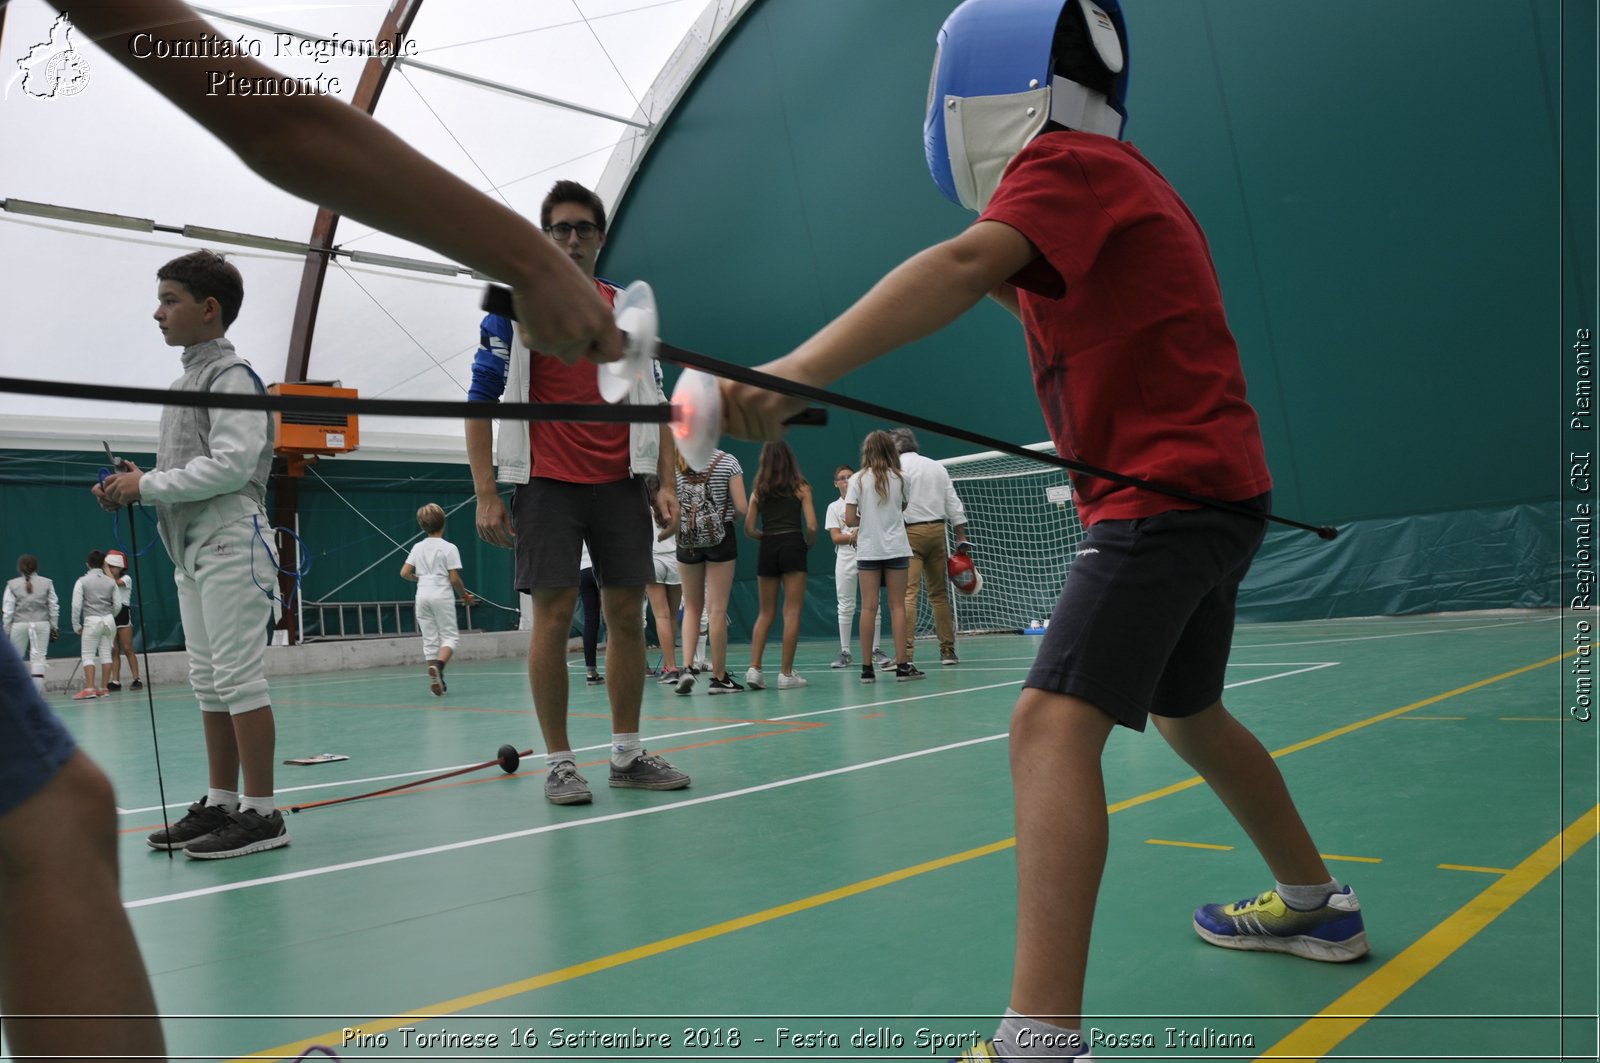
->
[0, 0, 750, 459]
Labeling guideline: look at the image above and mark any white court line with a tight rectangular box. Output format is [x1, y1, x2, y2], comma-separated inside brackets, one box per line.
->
[118, 680, 1028, 816]
[123, 666, 1320, 910]
[1235, 615, 1555, 649]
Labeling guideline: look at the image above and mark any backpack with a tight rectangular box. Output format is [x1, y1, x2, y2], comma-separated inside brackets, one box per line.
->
[678, 455, 727, 549]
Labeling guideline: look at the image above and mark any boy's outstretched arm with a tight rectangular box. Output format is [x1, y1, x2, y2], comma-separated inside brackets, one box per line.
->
[720, 220, 1037, 441]
[51, 0, 620, 368]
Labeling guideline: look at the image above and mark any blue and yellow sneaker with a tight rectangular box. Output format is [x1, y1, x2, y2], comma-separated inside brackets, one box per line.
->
[1193, 886, 1369, 962]
[951, 1040, 1003, 1062]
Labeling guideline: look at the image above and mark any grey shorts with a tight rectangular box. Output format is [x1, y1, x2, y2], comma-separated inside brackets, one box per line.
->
[0, 634, 76, 816]
[1024, 494, 1270, 731]
[513, 477, 654, 591]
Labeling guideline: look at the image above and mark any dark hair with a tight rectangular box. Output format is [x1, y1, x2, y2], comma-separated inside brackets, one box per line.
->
[540, 180, 607, 233]
[834, 464, 854, 478]
[751, 440, 807, 503]
[86, 550, 106, 570]
[17, 554, 37, 593]
[891, 427, 919, 454]
[157, 250, 244, 328]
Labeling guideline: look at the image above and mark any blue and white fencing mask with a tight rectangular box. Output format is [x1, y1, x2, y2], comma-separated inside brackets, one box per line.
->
[925, 0, 1130, 211]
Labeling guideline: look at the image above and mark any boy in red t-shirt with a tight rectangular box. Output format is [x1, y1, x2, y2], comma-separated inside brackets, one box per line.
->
[720, 2, 1365, 1059]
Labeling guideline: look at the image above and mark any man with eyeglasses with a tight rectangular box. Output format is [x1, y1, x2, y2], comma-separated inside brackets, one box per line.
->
[466, 180, 688, 807]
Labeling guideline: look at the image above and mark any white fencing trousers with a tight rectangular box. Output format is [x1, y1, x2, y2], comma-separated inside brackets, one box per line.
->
[9, 621, 50, 677]
[79, 614, 116, 666]
[834, 549, 881, 652]
[415, 593, 459, 660]
[176, 518, 277, 715]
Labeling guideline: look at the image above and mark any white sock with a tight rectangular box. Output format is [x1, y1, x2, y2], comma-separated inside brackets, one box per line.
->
[31, 675, 45, 695]
[1277, 878, 1342, 909]
[995, 1009, 1088, 1060]
[611, 733, 641, 767]
[206, 788, 239, 811]
[838, 616, 853, 652]
[546, 750, 575, 770]
[239, 794, 276, 816]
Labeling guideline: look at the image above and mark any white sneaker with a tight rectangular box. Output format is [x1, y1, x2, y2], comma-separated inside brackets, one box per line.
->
[777, 672, 808, 689]
[745, 667, 766, 690]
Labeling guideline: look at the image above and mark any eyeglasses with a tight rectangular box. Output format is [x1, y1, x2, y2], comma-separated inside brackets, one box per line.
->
[545, 221, 601, 241]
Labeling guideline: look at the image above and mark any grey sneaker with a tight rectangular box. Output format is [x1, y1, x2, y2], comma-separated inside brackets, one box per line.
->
[609, 751, 690, 791]
[830, 650, 852, 669]
[147, 797, 231, 851]
[544, 762, 593, 805]
[940, 651, 959, 666]
[183, 808, 289, 859]
[873, 650, 893, 669]
[675, 668, 697, 695]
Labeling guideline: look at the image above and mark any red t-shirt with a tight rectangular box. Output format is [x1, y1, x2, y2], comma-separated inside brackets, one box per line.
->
[526, 280, 630, 483]
[979, 131, 1273, 524]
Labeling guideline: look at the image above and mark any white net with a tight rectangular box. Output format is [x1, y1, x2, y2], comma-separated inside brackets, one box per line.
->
[910, 442, 1086, 637]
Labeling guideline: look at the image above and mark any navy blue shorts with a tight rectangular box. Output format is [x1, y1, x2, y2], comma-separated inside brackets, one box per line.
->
[513, 477, 654, 591]
[857, 556, 910, 572]
[0, 635, 76, 816]
[1024, 494, 1270, 731]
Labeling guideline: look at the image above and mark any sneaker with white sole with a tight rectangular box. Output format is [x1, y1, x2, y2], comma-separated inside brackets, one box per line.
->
[860, 664, 876, 684]
[1193, 886, 1369, 962]
[428, 664, 443, 697]
[744, 667, 766, 690]
[72, 688, 97, 700]
[895, 662, 926, 681]
[544, 762, 593, 805]
[657, 668, 682, 685]
[941, 652, 959, 666]
[830, 650, 852, 669]
[609, 751, 690, 790]
[777, 672, 808, 689]
[147, 798, 232, 851]
[183, 808, 289, 859]
[708, 674, 745, 695]
[873, 650, 893, 669]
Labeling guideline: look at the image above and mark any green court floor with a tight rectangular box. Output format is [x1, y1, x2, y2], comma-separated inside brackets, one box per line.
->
[15, 610, 1597, 1062]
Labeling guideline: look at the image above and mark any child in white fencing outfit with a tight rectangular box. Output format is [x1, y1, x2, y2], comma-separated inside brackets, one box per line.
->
[93, 250, 287, 860]
[402, 503, 476, 696]
[70, 551, 123, 700]
[4, 555, 58, 695]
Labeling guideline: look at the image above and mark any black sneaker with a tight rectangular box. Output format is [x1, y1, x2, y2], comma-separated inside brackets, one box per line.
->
[675, 668, 697, 695]
[106, 680, 122, 692]
[183, 808, 290, 859]
[895, 662, 926, 682]
[147, 798, 232, 851]
[130, 679, 144, 690]
[860, 664, 876, 685]
[707, 674, 745, 695]
[586, 672, 605, 686]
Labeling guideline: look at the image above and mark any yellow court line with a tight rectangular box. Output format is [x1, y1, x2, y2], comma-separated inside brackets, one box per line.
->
[1147, 838, 1234, 851]
[1256, 804, 1600, 1061]
[1394, 715, 1467, 720]
[1437, 863, 1513, 875]
[1319, 853, 1382, 865]
[237, 652, 1571, 1062]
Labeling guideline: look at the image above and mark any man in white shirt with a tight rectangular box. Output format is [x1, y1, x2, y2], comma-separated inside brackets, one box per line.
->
[891, 428, 970, 666]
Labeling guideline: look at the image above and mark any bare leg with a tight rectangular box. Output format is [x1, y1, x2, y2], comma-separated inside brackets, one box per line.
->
[600, 585, 646, 734]
[778, 569, 807, 674]
[1153, 702, 1331, 884]
[645, 583, 680, 672]
[1008, 689, 1115, 1027]
[883, 566, 911, 665]
[232, 705, 276, 801]
[529, 587, 579, 753]
[202, 709, 240, 792]
[678, 563, 705, 671]
[857, 569, 883, 663]
[0, 752, 168, 1062]
[705, 560, 736, 679]
[749, 576, 779, 672]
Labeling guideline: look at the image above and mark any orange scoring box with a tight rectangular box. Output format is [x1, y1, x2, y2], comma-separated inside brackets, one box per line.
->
[268, 382, 359, 456]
